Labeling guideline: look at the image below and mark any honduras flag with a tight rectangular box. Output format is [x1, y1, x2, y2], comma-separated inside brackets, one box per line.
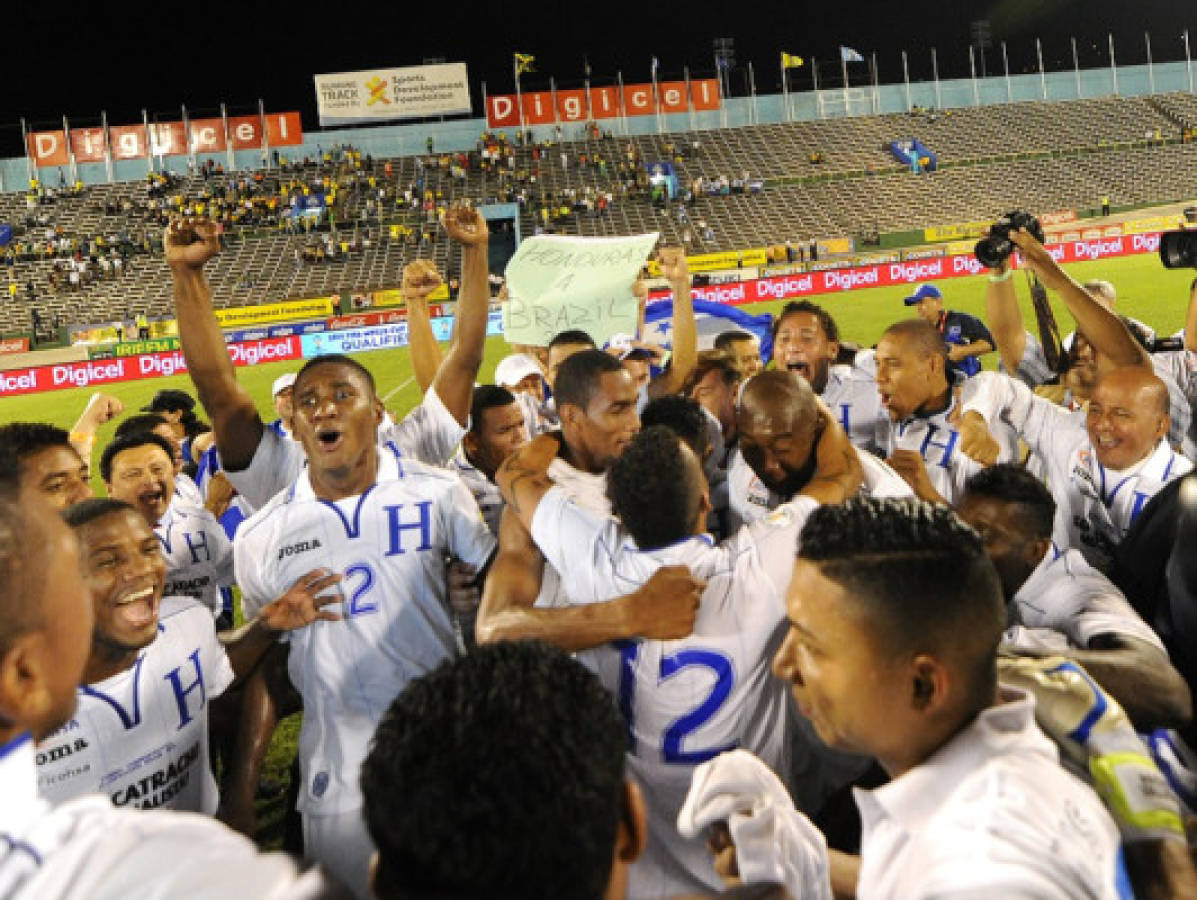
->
[840, 46, 864, 63]
[643, 299, 775, 362]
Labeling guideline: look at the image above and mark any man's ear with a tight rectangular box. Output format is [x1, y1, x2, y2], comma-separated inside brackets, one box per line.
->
[462, 431, 480, 458]
[909, 654, 950, 714]
[0, 635, 54, 740]
[617, 779, 647, 864]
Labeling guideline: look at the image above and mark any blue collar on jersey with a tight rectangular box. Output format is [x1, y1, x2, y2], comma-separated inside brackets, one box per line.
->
[0, 732, 31, 762]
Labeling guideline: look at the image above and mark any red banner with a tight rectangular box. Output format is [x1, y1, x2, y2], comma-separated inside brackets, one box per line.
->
[486, 80, 719, 128]
[647, 233, 1164, 306]
[327, 307, 446, 330]
[0, 338, 30, 354]
[26, 112, 303, 167]
[0, 337, 301, 397]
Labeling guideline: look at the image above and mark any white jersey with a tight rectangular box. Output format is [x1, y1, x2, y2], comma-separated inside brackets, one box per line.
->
[448, 447, 504, 536]
[154, 498, 235, 617]
[233, 446, 495, 817]
[531, 487, 817, 899]
[174, 472, 205, 507]
[965, 371, 1192, 570]
[726, 447, 912, 532]
[2, 733, 322, 900]
[876, 380, 1020, 506]
[533, 456, 613, 610]
[1150, 349, 1197, 457]
[821, 349, 884, 453]
[1005, 549, 1166, 653]
[998, 331, 1056, 388]
[36, 597, 232, 815]
[225, 385, 466, 510]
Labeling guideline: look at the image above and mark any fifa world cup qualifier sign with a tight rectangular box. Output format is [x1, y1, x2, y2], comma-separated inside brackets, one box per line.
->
[503, 233, 659, 347]
[314, 63, 472, 126]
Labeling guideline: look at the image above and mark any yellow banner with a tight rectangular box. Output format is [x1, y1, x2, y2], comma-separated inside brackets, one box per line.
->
[647, 247, 768, 276]
[371, 285, 449, 308]
[213, 297, 335, 328]
[944, 239, 978, 256]
[923, 221, 989, 243]
[816, 237, 854, 256]
[1123, 215, 1183, 235]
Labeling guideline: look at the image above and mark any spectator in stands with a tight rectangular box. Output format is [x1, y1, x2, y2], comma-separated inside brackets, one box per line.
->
[903, 284, 994, 377]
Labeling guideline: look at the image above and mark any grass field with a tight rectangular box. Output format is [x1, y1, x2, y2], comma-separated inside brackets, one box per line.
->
[3, 247, 1193, 847]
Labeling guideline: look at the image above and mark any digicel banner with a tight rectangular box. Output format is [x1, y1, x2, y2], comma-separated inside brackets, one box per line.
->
[647, 233, 1165, 305]
[27, 112, 304, 168]
[486, 79, 720, 128]
[0, 336, 301, 398]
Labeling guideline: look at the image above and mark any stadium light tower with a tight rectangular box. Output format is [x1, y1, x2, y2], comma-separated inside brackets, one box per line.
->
[970, 20, 992, 78]
[713, 37, 736, 98]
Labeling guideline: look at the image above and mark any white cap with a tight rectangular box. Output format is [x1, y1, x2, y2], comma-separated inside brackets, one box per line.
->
[494, 353, 543, 388]
[272, 373, 297, 397]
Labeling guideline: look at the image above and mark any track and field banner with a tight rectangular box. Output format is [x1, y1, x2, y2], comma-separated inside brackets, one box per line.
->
[923, 221, 989, 243]
[301, 312, 504, 357]
[213, 297, 336, 329]
[645, 247, 769, 277]
[314, 63, 471, 126]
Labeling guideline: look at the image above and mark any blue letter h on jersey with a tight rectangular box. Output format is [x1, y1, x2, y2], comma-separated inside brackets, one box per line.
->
[184, 531, 211, 564]
[384, 502, 433, 555]
[164, 649, 206, 730]
[919, 425, 959, 469]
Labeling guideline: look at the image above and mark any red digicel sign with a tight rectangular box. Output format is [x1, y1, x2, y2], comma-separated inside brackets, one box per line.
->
[27, 112, 304, 169]
[486, 79, 720, 129]
[0, 337, 301, 397]
[647, 233, 1164, 306]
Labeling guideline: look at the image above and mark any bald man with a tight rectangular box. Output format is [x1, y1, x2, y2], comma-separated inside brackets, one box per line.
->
[0, 494, 327, 898]
[963, 365, 1192, 571]
[727, 371, 910, 530]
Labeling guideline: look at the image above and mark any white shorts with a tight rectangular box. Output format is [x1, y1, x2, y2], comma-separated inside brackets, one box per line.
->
[302, 808, 376, 900]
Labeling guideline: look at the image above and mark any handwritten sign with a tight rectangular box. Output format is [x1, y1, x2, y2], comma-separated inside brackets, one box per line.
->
[503, 232, 659, 347]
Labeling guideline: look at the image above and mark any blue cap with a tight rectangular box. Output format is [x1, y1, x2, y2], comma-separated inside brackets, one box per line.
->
[903, 284, 942, 306]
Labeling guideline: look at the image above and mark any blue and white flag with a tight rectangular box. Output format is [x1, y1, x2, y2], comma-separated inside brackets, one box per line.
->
[840, 46, 864, 63]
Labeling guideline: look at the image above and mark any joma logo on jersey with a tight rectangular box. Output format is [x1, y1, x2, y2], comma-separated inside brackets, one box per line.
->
[279, 538, 323, 560]
[36, 737, 89, 766]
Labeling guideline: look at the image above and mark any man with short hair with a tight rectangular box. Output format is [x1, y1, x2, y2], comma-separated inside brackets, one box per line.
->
[769, 301, 882, 451]
[714, 329, 762, 378]
[771, 496, 1121, 896]
[957, 464, 1190, 728]
[547, 328, 598, 389]
[903, 283, 993, 376]
[101, 432, 235, 620]
[962, 365, 1192, 570]
[362, 640, 646, 900]
[0, 422, 91, 511]
[450, 384, 530, 535]
[494, 422, 859, 897]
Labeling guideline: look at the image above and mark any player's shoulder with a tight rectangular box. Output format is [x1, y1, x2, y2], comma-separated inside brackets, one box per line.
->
[235, 490, 292, 546]
[157, 595, 217, 631]
[383, 454, 468, 492]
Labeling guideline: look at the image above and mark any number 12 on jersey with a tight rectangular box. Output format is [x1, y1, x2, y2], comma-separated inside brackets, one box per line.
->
[613, 640, 738, 765]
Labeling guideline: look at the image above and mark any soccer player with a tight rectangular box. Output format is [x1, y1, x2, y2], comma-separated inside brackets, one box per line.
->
[962, 366, 1192, 570]
[957, 464, 1190, 729]
[37, 498, 340, 814]
[100, 432, 235, 619]
[168, 209, 490, 511]
[448, 384, 530, 535]
[714, 329, 763, 378]
[233, 352, 497, 899]
[494, 423, 860, 898]
[0, 422, 92, 510]
[769, 301, 882, 451]
[362, 641, 647, 900]
[729, 371, 910, 530]
[770, 496, 1121, 896]
[874, 319, 1018, 505]
[0, 494, 322, 897]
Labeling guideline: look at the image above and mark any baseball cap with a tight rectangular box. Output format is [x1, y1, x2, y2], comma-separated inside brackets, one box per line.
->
[272, 373, 297, 397]
[903, 284, 942, 306]
[605, 333, 655, 362]
[494, 353, 543, 388]
[141, 389, 195, 413]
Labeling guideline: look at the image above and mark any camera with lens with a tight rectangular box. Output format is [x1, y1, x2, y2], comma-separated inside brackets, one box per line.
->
[974, 210, 1045, 269]
[1159, 230, 1197, 268]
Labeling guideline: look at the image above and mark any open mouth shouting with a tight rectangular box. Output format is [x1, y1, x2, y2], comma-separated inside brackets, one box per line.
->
[315, 427, 345, 454]
[112, 583, 160, 632]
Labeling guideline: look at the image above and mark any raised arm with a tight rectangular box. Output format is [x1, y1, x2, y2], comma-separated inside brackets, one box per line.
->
[69, 392, 123, 476]
[984, 257, 1029, 374]
[166, 219, 263, 470]
[403, 260, 446, 393]
[1184, 277, 1197, 352]
[648, 247, 697, 397]
[432, 205, 491, 426]
[1011, 228, 1149, 369]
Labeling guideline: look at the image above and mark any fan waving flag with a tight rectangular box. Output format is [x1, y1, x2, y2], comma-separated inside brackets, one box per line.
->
[514, 53, 536, 75]
[840, 46, 864, 63]
[781, 52, 805, 68]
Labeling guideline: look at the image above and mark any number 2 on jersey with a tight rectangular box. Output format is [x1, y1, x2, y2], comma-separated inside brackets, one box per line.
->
[343, 563, 377, 617]
[613, 641, 737, 765]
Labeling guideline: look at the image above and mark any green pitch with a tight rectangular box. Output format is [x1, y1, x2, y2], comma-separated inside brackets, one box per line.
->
[2, 248, 1190, 848]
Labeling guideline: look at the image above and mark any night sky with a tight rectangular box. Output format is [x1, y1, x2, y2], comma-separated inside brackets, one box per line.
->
[5, 0, 1195, 154]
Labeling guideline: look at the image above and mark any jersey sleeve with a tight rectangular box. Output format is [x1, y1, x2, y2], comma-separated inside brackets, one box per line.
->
[997, 331, 1054, 388]
[440, 475, 498, 571]
[222, 427, 305, 511]
[232, 516, 278, 621]
[743, 497, 817, 601]
[529, 486, 621, 604]
[200, 508, 237, 588]
[962, 370, 1082, 459]
[383, 384, 467, 467]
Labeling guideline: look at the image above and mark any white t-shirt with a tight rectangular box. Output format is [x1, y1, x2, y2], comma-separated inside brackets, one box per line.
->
[234, 446, 495, 817]
[726, 446, 912, 532]
[533, 457, 614, 610]
[854, 690, 1120, 899]
[965, 371, 1192, 569]
[154, 499, 236, 618]
[1006, 548, 1166, 653]
[225, 385, 466, 510]
[531, 488, 816, 899]
[821, 350, 884, 453]
[448, 447, 503, 537]
[36, 597, 233, 815]
[2, 733, 323, 900]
